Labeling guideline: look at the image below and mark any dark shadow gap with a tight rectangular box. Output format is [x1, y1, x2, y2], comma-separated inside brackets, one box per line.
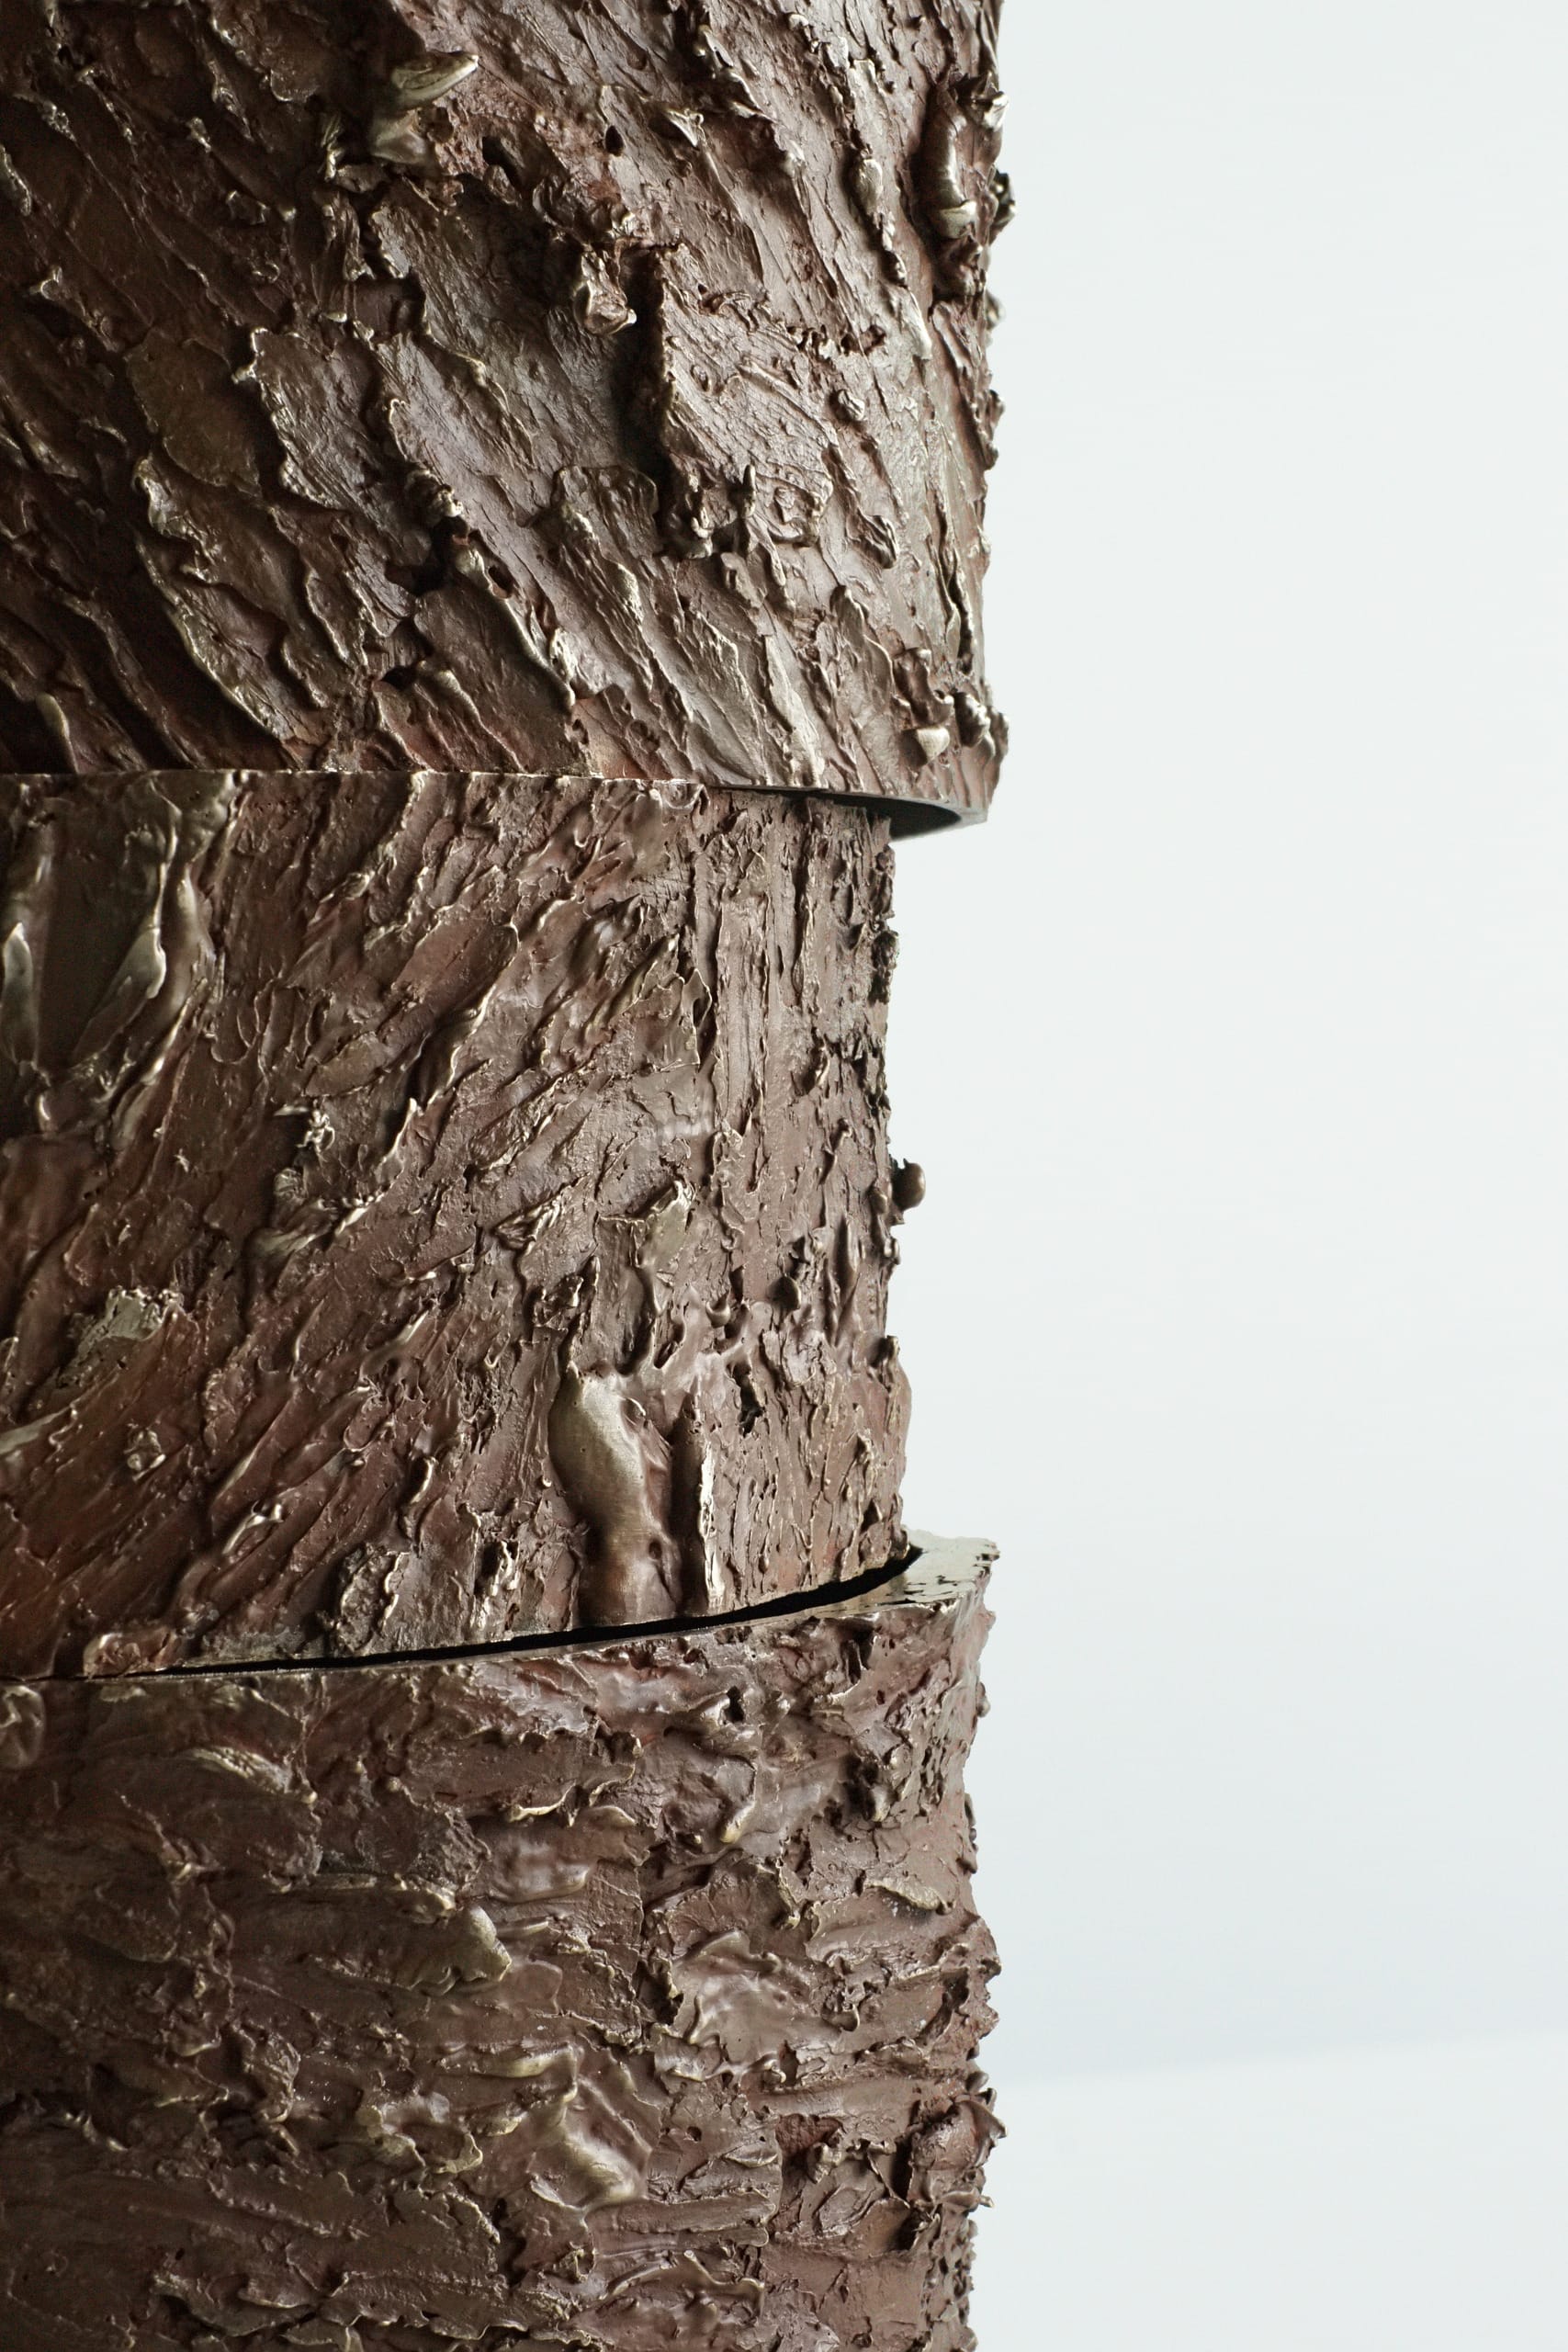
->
[159, 1547, 924, 1683]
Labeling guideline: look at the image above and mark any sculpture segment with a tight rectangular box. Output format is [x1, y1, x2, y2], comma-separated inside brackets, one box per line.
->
[0, 0, 1005, 818]
[0, 1543, 998, 2352]
[0, 770, 907, 1674]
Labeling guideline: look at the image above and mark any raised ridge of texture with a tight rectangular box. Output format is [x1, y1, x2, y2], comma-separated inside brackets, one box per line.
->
[0, 0, 1005, 819]
[0, 770, 909, 1676]
[0, 1536, 998, 2352]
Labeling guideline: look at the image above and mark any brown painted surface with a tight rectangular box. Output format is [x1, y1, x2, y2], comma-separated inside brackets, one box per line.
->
[0, 3, 1008, 2333]
[0, 0, 1006, 819]
[0, 1539, 998, 2352]
[0, 771, 909, 1674]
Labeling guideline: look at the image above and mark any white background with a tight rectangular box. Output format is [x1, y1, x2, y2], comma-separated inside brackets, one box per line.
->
[886, 2, 1568, 2338]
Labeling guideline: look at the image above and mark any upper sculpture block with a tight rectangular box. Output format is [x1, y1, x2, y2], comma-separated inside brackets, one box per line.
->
[0, 0, 1008, 820]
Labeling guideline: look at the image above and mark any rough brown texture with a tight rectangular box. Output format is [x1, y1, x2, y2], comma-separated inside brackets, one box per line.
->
[0, 0, 1005, 820]
[0, 1537, 998, 2352]
[0, 2, 1007, 2336]
[0, 769, 910, 1677]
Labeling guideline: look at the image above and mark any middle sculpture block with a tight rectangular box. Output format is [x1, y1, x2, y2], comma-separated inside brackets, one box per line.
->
[0, 771, 908, 1677]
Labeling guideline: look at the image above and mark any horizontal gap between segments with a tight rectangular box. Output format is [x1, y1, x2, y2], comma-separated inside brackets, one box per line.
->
[1, 768, 976, 836]
[155, 1549, 921, 1684]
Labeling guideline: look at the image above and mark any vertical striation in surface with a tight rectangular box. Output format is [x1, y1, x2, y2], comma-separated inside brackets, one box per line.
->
[0, 769, 909, 1675]
[0, 0, 1007, 819]
[0, 1540, 998, 2352]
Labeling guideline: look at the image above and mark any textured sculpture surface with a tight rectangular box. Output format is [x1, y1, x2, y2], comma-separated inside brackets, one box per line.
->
[0, 1, 1008, 2339]
[0, 1541, 998, 2352]
[0, 1, 1005, 819]
[0, 771, 907, 1674]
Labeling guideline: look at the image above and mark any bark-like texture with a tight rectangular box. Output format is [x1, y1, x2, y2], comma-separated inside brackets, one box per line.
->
[0, 1538, 998, 2352]
[0, 770, 909, 1676]
[0, 0, 1005, 820]
[0, 3, 1008, 2336]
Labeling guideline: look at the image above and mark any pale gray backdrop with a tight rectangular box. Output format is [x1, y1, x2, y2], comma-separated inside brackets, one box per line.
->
[887, 0, 1568, 2089]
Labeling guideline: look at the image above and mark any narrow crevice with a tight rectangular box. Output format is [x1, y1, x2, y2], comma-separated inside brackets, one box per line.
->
[153, 1546, 927, 1684]
[1, 763, 972, 836]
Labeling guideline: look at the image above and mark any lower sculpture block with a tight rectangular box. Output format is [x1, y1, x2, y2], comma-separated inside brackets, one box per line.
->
[0, 1537, 998, 2352]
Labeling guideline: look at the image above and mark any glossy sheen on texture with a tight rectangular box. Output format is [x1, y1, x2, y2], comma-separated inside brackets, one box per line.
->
[0, 770, 909, 1676]
[0, 1538, 998, 2352]
[0, 0, 1006, 818]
